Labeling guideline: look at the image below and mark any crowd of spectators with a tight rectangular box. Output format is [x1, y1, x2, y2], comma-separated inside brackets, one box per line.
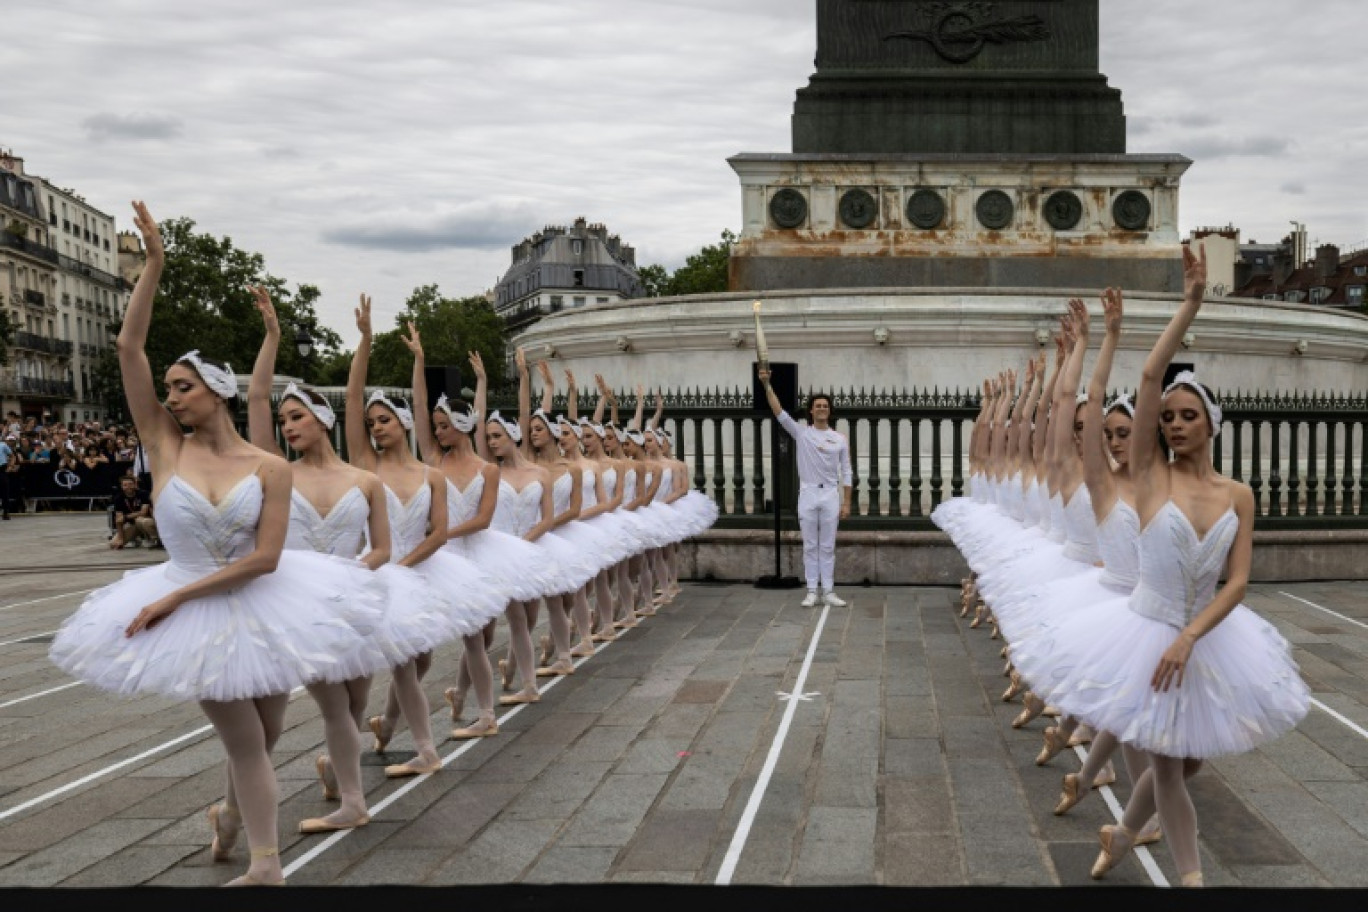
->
[2, 410, 159, 547]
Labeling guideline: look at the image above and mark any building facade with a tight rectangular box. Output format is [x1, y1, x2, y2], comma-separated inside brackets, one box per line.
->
[0, 148, 129, 424]
[493, 217, 641, 333]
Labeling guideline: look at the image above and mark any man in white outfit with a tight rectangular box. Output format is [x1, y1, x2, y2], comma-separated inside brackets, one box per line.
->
[758, 368, 852, 607]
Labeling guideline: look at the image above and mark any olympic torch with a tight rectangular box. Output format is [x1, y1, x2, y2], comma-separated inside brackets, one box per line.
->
[752, 300, 769, 371]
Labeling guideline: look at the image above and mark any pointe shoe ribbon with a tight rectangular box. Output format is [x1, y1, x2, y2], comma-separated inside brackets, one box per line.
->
[299, 814, 370, 835]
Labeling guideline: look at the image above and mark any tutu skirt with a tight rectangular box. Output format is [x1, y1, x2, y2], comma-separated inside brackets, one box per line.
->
[50, 551, 389, 702]
[445, 529, 564, 603]
[405, 547, 510, 636]
[532, 528, 601, 594]
[1009, 598, 1310, 758]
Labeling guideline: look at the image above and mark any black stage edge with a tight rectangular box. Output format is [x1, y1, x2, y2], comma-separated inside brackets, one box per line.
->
[755, 386, 802, 591]
[10, 885, 1367, 911]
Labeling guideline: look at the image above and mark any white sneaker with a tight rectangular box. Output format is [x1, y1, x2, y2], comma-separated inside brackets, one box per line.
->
[823, 591, 847, 608]
[800, 591, 819, 608]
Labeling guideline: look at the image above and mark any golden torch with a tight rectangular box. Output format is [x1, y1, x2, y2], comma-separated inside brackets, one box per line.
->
[752, 300, 769, 370]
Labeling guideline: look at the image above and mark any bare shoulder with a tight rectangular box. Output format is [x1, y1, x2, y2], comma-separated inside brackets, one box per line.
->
[480, 462, 500, 483]
[256, 451, 291, 478]
[1226, 478, 1255, 511]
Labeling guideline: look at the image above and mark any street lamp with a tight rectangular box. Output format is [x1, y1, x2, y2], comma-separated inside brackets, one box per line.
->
[294, 324, 315, 360]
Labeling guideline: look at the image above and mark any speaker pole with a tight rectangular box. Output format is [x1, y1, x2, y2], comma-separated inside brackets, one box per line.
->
[755, 400, 803, 591]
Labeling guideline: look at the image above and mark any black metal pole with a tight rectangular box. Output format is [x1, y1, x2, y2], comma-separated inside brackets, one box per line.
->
[756, 415, 802, 590]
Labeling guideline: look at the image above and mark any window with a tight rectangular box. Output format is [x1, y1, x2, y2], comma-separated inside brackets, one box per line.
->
[571, 239, 583, 256]
[573, 296, 586, 307]
[573, 269, 584, 287]
[1355, 266, 1367, 277]
[1262, 294, 1280, 301]
[1284, 290, 1306, 303]
[550, 295, 563, 309]
[597, 296, 609, 304]
[1348, 285, 1365, 306]
[1309, 287, 1330, 305]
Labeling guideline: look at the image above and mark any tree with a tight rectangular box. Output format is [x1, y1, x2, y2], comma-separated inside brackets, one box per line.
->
[0, 308, 14, 366]
[101, 217, 343, 410]
[362, 285, 508, 391]
[636, 229, 736, 298]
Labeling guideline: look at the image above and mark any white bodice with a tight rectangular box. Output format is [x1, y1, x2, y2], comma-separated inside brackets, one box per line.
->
[446, 474, 484, 528]
[1095, 499, 1141, 592]
[652, 468, 674, 504]
[622, 467, 638, 503]
[552, 471, 574, 515]
[492, 480, 543, 537]
[602, 466, 618, 500]
[1061, 486, 1101, 564]
[1046, 492, 1067, 544]
[386, 481, 432, 562]
[1034, 482, 1052, 531]
[286, 486, 367, 558]
[157, 474, 261, 580]
[1128, 501, 1239, 629]
[1004, 472, 1025, 523]
[581, 469, 598, 509]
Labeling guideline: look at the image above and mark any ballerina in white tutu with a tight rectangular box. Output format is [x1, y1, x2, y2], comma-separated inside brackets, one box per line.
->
[1031, 246, 1309, 886]
[49, 202, 376, 886]
[595, 378, 658, 628]
[345, 296, 504, 778]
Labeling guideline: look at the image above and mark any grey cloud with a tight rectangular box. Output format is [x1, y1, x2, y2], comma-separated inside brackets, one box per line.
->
[1281, 182, 1307, 195]
[81, 112, 184, 141]
[322, 206, 537, 254]
[1176, 135, 1292, 160]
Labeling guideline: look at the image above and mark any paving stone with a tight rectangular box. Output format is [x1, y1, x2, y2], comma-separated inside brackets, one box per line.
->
[618, 809, 721, 872]
[883, 831, 965, 886]
[59, 843, 201, 887]
[423, 818, 563, 885]
[0, 818, 167, 886]
[523, 845, 621, 883]
[557, 774, 670, 847]
[793, 807, 878, 881]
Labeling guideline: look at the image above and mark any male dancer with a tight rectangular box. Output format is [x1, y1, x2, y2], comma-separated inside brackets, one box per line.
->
[757, 367, 852, 607]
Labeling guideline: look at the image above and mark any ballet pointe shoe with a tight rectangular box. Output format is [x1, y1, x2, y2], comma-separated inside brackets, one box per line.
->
[1002, 658, 1014, 677]
[316, 754, 338, 802]
[1035, 726, 1070, 766]
[1090, 824, 1136, 880]
[1001, 670, 1024, 702]
[591, 626, 617, 643]
[1041, 704, 1061, 718]
[538, 635, 553, 667]
[1092, 761, 1117, 789]
[999, 645, 1010, 659]
[1012, 693, 1045, 729]
[989, 618, 1000, 640]
[385, 755, 441, 778]
[299, 813, 370, 835]
[1068, 725, 1094, 747]
[208, 803, 240, 862]
[614, 613, 639, 630]
[1134, 819, 1163, 847]
[367, 715, 393, 753]
[1054, 772, 1086, 816]
[498, 687, 541, 706]
[498, 657, 515, 692]
[452, 714, 498, 739]
[224, 847, 285, 887]
[1179, 872, 1204, 888]
[569, 638, 595, 658]
[444, 687, 466, 722]
[536, 658, 575, 677]
[968, 602, 985, 629]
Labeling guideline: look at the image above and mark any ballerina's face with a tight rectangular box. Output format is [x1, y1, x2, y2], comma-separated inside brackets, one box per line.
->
[604, 433, 623, 457]
[581, 429, 605, 457]
[163, 363, 222, 427]
[1072, 403, 1087, 456]
[528, 415, 553, 451]
[485, 421, 514, 459]
[1160, 387, 1212, 458]
[557, 419, 582, 456]
[432, 410, 465, 450]
[366, 403, 406, 450]
[1104, 411, 1133, 467]
[278, 398, 327, 452]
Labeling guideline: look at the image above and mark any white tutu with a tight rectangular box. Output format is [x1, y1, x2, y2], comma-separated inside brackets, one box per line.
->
[1011, 597, 1310, 758]
[406, 546, 509, 636]
[532, 528, 600, 594]
[580, 511, 645, 565]
[673, 491, 719, 537]
[636, 502, 687, 546]
[370, 563, 471, 664]
[50, 550, 389, 702]
[549, 518, 619, 577]
[445, 529, 564, 603]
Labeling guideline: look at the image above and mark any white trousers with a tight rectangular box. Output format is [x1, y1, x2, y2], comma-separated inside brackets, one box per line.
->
[797, 484, 840, 592]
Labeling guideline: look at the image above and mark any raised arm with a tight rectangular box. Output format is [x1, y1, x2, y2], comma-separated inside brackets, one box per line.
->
[1082, 289, 1123, 515]
[1031, 348, 1057, 468]
[537, 359, 555, 415]
[647, 389, 664, 432]
[246, 286, 284, 457]
[630, 383, 646, 432]
[115, 201, 181, 458]
[757, 366, 783, 418]
[471, 350, 492, 462]
[592, 374, 608, 425]
[515, 347, 532, 455]
[345, 294, 377, 471]
[405, 323, 439, 465]
[1015, 356, 1042, 468]
[1047, 302, 1090, 476]
[566, 371, 579, 421]
[1132, 244, 1208, 486]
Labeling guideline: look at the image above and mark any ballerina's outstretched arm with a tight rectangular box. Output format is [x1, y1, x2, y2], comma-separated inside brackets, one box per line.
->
[344, 294, 378, 472]
[115, 201, 180, 464]
[471, 350, 492, 462]
[404, 323, 439, 466]
[246, 286, 285, 459]
[1081, 288, 1123, 520]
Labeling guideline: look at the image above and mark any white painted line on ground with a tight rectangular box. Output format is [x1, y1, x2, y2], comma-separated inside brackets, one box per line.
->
[715, 603, 831, 886]
[1310, 698, 1368, 740]
[1278, 591, 1368, 633]
[0, 589, 95, 612]
[1070, 744, 1168, 888]
[0, 681, 81, 710]
[0, 630, 58, 648]
[0, 687, 307, 822]
[284, 633, 621, 877]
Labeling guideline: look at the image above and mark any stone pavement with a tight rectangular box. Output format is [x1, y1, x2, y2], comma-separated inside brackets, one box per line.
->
[0, 514, 1367, 889]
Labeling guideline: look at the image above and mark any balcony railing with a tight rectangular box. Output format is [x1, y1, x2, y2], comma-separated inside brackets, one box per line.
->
[57, 253, 124, 289]
[23, 288, 45, 307]
[0, 230, 59, 265]
[11, 331, 74, 357]
[0, 375, 76, 398]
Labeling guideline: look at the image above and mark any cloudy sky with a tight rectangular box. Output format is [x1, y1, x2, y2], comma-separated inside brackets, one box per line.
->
[4, 1, 1365, 347]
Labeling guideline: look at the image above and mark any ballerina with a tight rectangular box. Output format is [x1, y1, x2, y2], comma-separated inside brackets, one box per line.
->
[594, 377, 657, 629]
[1022, 246, 1309, 886]
[345, 296, 503, 778]
[473, 349, 565, 706]
[49, 202, 379, 886]
[405, 336, 554, 738]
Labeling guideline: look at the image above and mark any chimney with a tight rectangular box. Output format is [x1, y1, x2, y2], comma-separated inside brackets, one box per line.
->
[1272, 247, 1295, 286]
[1315, 244, 1340, 279]
[573, 216, 587, 234]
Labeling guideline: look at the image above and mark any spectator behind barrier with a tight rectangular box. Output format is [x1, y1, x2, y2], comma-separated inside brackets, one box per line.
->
[109, 474, 159, 549]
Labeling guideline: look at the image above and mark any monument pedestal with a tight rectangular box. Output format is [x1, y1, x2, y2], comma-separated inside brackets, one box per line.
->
[728, 152, 1192, 294]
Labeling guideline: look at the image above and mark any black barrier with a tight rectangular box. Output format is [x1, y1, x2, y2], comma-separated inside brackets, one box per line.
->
[11, 460, 135, 511]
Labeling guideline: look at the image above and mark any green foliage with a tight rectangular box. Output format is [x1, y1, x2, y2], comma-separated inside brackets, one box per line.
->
[0, 308, 14, 366]
[635, 230, 736, 298]
[363, 285, 508, 390]
[113, 217, 343, 390]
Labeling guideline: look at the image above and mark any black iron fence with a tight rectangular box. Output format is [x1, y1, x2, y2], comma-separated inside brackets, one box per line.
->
[225, 386, 1368, 532]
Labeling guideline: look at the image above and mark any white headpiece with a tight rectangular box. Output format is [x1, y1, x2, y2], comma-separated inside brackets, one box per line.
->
[1075, 392, 1089, 406]
[365, 390, 414, 430]
[435, 394, 476, 433]
[486, 410, 522, 443]
[557, 415, 583, 439]
[603, 423, 622, 441]
[579, 416, 605, 438]
[176, 351, 237, 400]
[280, 382, 336, 430]
[1105, 393, 1135, 419]
[1162, 371, 1223, 438]
[530, 408, 562, 439]
[624, 428, 646, 446]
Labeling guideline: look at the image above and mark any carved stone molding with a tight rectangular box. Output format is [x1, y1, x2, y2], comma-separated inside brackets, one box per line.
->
[1113, 190, 1152, 231]
[769, 189, 808, 229]
[1043, 190, 1083, 231]
[975, 190, 1014, 230]
[839, 189, 878, 229]
[906, 189, 946, 230]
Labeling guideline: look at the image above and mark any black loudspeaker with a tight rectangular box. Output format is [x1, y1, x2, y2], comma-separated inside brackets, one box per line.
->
[753, 361, 798, 413]
[1163, 362, 1194, 389]
[424, 365, 464, 403]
